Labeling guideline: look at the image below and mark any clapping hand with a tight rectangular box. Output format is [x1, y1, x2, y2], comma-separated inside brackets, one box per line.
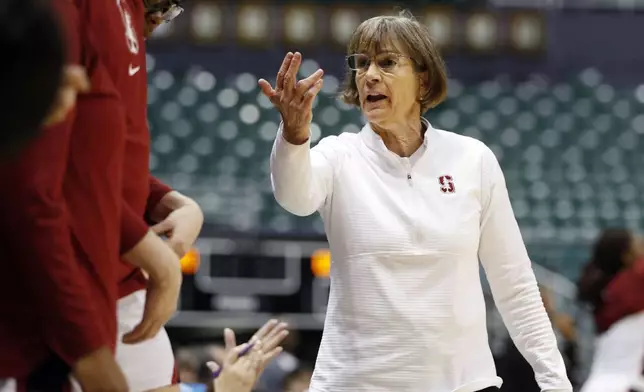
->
[208, 319, 289, 392]
[208, 341, 263, 392]
[258, 52, 324, 145]
[245, 318, 289, 375]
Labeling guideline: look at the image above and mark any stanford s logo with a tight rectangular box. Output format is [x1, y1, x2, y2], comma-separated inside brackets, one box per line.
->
[438, 175, 455, 194]
[116, 0, 140, 55]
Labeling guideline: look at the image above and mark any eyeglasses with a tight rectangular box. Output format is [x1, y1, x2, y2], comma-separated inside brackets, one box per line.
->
[346, 52, 415, 73]
[144, 0, 184, 22]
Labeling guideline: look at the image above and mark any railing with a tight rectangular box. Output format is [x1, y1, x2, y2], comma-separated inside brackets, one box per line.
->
[169, 233, 596, 384]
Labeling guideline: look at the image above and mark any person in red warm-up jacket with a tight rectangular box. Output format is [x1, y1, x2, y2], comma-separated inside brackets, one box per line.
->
[116, 1, 205, 391]
[577, 229, 644, 392]
[75, 1, 203, 391]
[0, 0, 183, 391]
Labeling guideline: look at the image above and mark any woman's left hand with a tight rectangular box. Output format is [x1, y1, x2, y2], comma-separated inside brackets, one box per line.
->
[208, 341, 264, 392]
[209, 320, 289, 390]
[150, 200, 203, 258]
[224, 319, 289, 376]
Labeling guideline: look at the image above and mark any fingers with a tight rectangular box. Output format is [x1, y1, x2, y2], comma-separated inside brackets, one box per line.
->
[224, 328, 237, 351]
[301, 79, 324, 110]
[248, 320, 288, 373]
[259, 52, 323, 115]
[246, 342, 264, 371]
[42, 93, 73, 125]
[121, 322, 149, 344]
[276, 52, 294, 92]
[224, 342, 252, 367]
[258, 52, 294, 101]
[250, 320, 288, 351]
[282, 52, 302, 101]
[250, 319, 279, 342]
[206, 361, 221, 378]
[260, 346, 283, 367]
[210, 345, 227, 364]
[43, 65, 89, 126]
[121, 287, 172, 344]
[295, 69, 324, 97]
[263, 321, 288, 341]
[258, 79, 276, 99]
[64, 65, 90, 92]
[167, 238, 189, 258]
[146, 12, 164, 28]
[210, 340, 261, 380]
[234, 341, 262, 374]
[150, 219, 173, 235]
[261, 324, 289, 352]
[121, 318, 160, 344]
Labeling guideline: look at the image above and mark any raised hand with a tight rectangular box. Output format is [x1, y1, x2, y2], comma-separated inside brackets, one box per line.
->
[258, 52, 324, 145]
[224, 319, 290, 376]
[208, 341, 264, 392]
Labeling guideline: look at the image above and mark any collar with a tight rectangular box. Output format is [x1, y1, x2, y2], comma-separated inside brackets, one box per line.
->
[359, 117, 432, 155]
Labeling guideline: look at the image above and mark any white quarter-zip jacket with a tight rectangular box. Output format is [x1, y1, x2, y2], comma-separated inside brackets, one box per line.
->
[270, 118, 572, 392]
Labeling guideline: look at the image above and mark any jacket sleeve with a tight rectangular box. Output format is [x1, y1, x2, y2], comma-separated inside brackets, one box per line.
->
[120, 202, 150, 254]
[121, 176, 172, 253]
[144, 175, 173, 224]
[478, 146, 572, 392]
[270, 124, 340, 217]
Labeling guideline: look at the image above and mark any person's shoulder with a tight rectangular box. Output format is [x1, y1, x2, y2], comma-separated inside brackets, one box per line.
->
[315, 132, 360, 149]
[320, 131, 360, 142]
[430, 126, 493, 157]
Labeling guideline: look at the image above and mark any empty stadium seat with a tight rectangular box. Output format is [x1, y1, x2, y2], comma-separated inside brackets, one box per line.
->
[146, 64, 644, 278]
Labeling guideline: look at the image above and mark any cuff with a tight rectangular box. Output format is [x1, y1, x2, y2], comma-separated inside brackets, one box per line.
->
[145, 176, 173, 223]
[274, 124, 312, 158]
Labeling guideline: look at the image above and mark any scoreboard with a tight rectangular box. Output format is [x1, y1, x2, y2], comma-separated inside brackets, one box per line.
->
[169, 235, 332, 331]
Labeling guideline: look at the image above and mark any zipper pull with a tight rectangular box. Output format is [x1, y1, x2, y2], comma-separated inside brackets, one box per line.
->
[407, 173, 413, 185]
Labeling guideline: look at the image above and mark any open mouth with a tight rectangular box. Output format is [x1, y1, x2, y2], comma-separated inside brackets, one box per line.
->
[366, 94, 387, 103]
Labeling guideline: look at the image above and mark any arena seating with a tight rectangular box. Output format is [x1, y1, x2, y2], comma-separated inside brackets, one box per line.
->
[147, 58, 644, 279]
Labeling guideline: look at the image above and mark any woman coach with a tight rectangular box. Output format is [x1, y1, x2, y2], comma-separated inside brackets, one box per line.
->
[258, 10, 572, 392]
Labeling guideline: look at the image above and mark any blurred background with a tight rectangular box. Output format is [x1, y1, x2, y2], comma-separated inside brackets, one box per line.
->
[144, 0, 644, 391]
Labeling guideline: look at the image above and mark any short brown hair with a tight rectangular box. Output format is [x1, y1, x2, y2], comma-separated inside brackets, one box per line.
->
[340, 10, 448, 114]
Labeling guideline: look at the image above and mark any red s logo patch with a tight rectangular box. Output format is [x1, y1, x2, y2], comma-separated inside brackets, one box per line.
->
[439, 175, 455, 194]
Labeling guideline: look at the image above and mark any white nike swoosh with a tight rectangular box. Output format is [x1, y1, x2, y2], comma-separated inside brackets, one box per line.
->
[128, 64, 140, 76]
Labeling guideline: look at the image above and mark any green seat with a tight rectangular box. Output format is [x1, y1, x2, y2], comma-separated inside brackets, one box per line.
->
[145, 69, 644, 278]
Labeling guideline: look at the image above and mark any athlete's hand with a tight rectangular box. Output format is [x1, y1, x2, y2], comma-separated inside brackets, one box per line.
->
[72, 346, 129, 392]
[220, 320, 289, 379]
[121, 231, 182, 344]
[208, 341, 263, 392]
[258, 52, 324, 145]
[43, 65, 90, 126]
[244, 319, 289, 375]
[207, 322, 288, 392]
[122, 264, 181, 344]
[151, 192, 203, 258]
